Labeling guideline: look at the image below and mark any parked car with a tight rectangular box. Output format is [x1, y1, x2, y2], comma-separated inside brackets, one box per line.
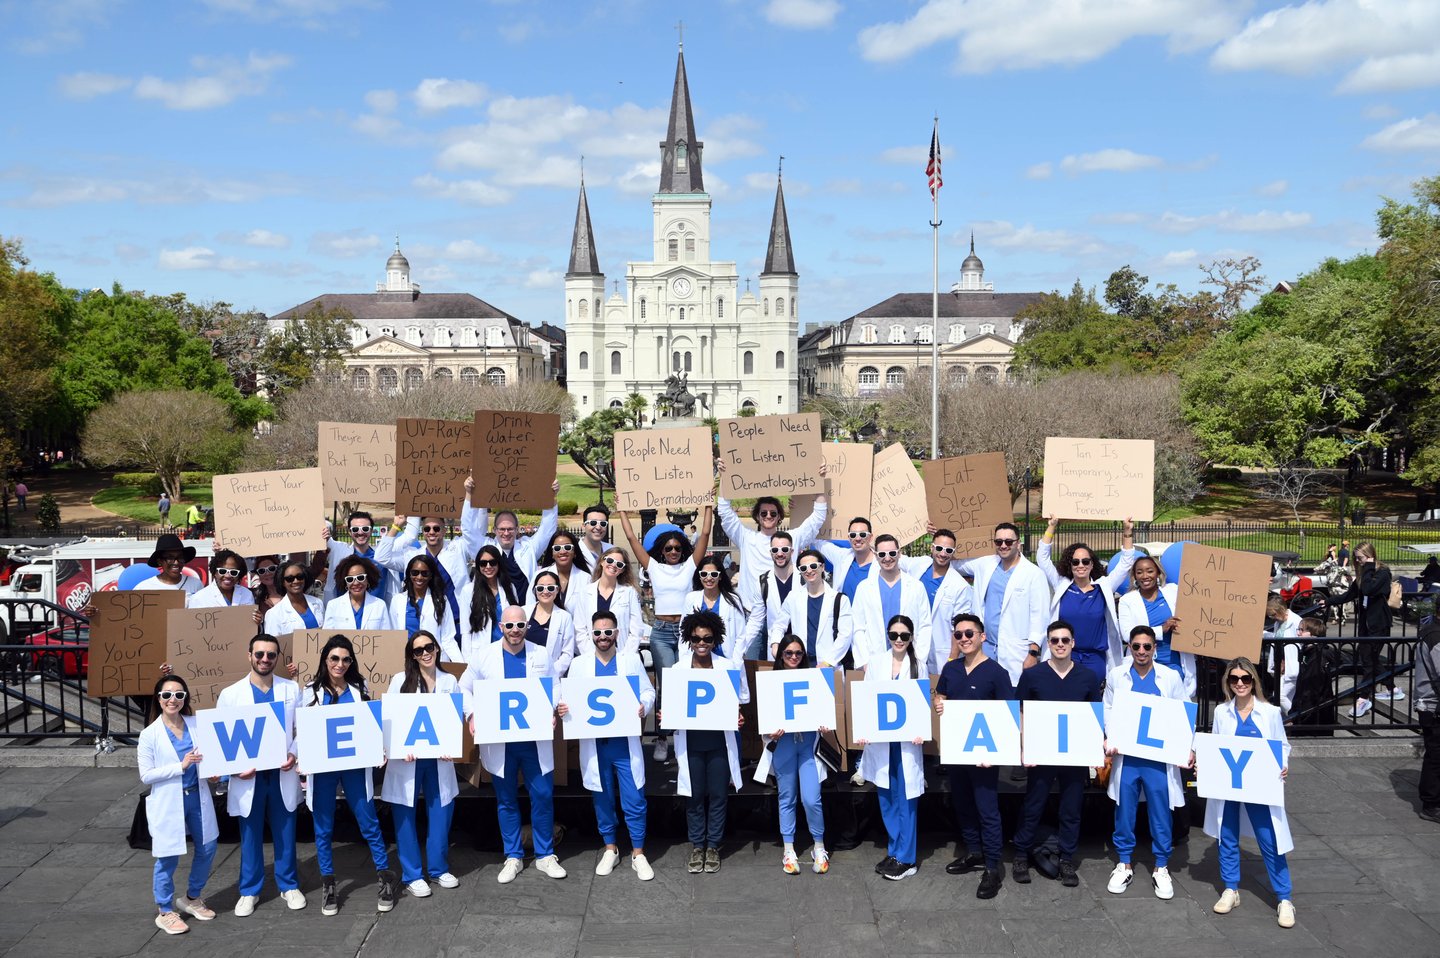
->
[26, 621, 88, 680]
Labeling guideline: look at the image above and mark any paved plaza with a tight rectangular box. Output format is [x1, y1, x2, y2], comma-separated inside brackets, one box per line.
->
[0, 754, 1436, 958]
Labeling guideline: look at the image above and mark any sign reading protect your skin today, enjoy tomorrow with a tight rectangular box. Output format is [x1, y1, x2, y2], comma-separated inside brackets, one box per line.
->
[211, 468, 325, 555]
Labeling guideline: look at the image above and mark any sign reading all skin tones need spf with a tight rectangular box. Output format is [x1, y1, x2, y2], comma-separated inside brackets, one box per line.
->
[167, 605, 261, 709]
[717, 412, 823, 497]
[659, 667, 744, 732]
[89, 590, 185, 697]
[212, 468, 325, 555]
[1021, 701, 1107, 767]
[295, 700, 385, 775]
[790, 442, 874, 540]
[380, 693, 465, 759]
[559, 675, 645, 740]
[284, 630, 411, 694]
[939, 701, 1022, 766]
[849, 678, 932, 744]
[471, 410, 560, 511]
[869, 444, 930, 547]
[1107, 691, 1198, 767]
[318, 422, 396, 504]
[922, 453, 1013, 560]
[612, 426, 715, 512]
[755, 668, 838, 735]
[1042, 437, 1155, 522]
[1193, 731, 1286, 808]
[1172, 544, 1271, 662]
[469, 677, 557, 745]
[394, 418, 473, 518]
[192, 702, 289, 779]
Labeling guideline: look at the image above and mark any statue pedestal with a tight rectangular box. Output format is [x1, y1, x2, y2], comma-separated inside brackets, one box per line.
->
[654, 416, 705, 430]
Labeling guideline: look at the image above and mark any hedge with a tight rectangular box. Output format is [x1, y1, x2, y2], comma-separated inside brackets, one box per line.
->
[112, 472, 215, 497]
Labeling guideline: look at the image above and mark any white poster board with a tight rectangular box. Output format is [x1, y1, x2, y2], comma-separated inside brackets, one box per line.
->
[1107, 691, 1196, 766]
[1193, 732, 1286, 807]
[192, 702, 289, 779]
[849, 679, 932, 744]
[939, 700, 1022, 766]
[659, 667, 743, 732]
[1021, 700, 1107, 768]
[755, 668, 838, 735]
[295, 700, 384, 774]
[381, 692, 464, 759]
[559, 674, 645, 740]
[469, 677, 556, 745]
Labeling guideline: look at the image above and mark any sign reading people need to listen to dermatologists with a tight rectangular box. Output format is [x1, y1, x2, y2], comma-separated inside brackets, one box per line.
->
[717, 412, 822, 497]
[613, 426, 715, 512]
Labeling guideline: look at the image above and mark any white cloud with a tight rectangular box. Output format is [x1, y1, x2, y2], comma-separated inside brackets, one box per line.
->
[199, 0, 378, 24]
[1157, 249, 1200, 268]
[1025, 162, 1052, 180]
[1339, 49, 1440, 93]
[412, 173, 513, 206]
[524, 269, 561, 289]
[1059, 148, 1164, 175]
[1257, 179, 1289, 197]
[858, 0, 1239, 72]
[975, 219, 1113, 256]
[310, 230, 382, 257]
[414, 78, 487, 113]
[4, 170, 296, 208]
[224, 228, 291, 248]
[1091, 211, 1144, 224]
[823, 178, 864, 193]
[133, 52, 292, 110]
[1361, 113, 1440, 151]
[158, 245, 261, 271]
[1156, 209, 1314, 232]
[57, 72, 132, 98]
[10, 0, 116, 55]
[364, 89, 398, 113]
[441, 239, 502, 262]
[615, 161, 662, 195]
[765, 0, 842, 29]
[879, 145, 927, 165]
[1364, 102, 1399, 119]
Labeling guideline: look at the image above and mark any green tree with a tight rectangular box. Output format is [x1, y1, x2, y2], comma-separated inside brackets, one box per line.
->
[0, 237, 73, 458]
[256, 304, 356, 400]
[1011, 280, 1135, 372]
[81, 390, 235, 500]
[620, 393, 649, 430]
[559, 408, 632, 492]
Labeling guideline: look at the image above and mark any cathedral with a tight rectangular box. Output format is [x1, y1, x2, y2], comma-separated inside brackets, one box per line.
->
[563, 46, 800, 419]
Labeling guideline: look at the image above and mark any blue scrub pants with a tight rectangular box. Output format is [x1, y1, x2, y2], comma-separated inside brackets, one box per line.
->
[948, 764, 1003, 868]
[1013, 765, 1086, 860]
[237, 769, 299, 896]
[311, 768, 389, 876]
[153, 788, 218, 910]
[876, 742, 918, 864]
[774, 733, 824, 844]
[1113, 757, 1172, 867]
[494, 742, 554, 860]
[1219, 801, 1292, 899]
[391, 759, 453, 882]
[592, 736, 647, 848]
[685, 743, 729, 847]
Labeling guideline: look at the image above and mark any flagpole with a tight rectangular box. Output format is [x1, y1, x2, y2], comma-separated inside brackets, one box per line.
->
[929, 116, 941, 460]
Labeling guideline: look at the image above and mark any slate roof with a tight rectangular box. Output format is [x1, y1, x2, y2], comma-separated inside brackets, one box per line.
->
[270, 292, 517, 323]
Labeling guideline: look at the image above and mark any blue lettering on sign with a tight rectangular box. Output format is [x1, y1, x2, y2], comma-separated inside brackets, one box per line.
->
[213, 716, 266, 762]
[877, 692, 905, 731]
[404, 706, 440, 747]
[325, 715, 356, 759]
[686, 679, 716, 718]
[1220, 747, 1253, 789]
[782, 681, 808, 721]
[499, 691, 529, 730]
[587, 688, 615, 727]
[964, 714, 997, 752]
[1137, 705, 1164, 749]
[1056, 713, 1070, 753]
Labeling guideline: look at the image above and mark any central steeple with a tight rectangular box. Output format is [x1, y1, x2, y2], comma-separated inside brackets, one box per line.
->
[658, 46, 704, 194]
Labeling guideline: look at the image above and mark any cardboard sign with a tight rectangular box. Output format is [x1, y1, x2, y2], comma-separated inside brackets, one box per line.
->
[659, 666, 744, 731]
[212, 468, 325, 555]
[318, 422, 396, 504]
[849, 678, 932, 744]
[395, 418, 473, 518]
[284, 630, 411, 694]
[471, 410, 560, 511]
[168, 605, 259, 709]
[470, 677, 556, 744]
[939, 700, 1022, 766]
[89, 591, 185, 697]
[192, 702, 289, 778]
[1107, 691, 1197, 766]
[1172, 544, 1271, 661]
[440, 662, 477, 762]
[613, 427, 715, 512]
[295, 700, 384, 774]
[717, 413, 822, 497]
[755, 668, 838, 735]
[923, 453, 1012, 559]
[1193, 731, 1286, 807]
[1042, 437, 1155, 522]
[1021, 700, 1107, 767]
[790, 443, 874, 540]
[869, 444, 929, 547]
[558, 674, 645, 740]
[381, 692, 465, 759]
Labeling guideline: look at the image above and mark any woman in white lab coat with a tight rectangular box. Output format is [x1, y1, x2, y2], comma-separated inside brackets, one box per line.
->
[682, 555, 755, 660]
[262, 561, 324, 637]
[322, 556, 393, 630]
[1116, 555, 1197, 698]
[572, 547, 644, 657]
[389, 553, 462, 662]
[525, 570, 577, 677]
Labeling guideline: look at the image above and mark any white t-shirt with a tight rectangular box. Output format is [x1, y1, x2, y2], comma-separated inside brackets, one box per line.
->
[647, 561, 695, 616]
[135, 573, 204, 597]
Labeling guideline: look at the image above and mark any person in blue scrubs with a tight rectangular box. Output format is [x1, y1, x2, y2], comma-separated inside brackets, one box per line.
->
[765, 635, 829, 875]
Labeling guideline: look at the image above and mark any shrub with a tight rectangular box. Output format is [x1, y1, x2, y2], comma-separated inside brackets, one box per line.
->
[36, 494, 61, 532]
[111, 471, 213, 497]
[557, 499, 578, 516]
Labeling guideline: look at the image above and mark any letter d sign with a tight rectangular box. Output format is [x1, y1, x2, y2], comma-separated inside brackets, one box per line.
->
[877, 693, 905, 731]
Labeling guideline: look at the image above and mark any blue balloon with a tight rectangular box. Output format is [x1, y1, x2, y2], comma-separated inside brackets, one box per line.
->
[643, 524, 683, 553]
[117, 563, 160, 590]
[1106, 552, 1134, 595]
[1160, 541, 1197, 585]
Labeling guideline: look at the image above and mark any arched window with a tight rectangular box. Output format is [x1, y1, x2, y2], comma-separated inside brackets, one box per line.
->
[594, 298, 600, 317]
[775, 350, 785, 370]
[377, 367, 398, 392]
[460, 367, 481, 386]
[716, 296, 724, 318]
[639, 298, 646, 319]
[609, 399, 624, 409]
[668, 238, 678, 262]
[433, 367, 453, 382]
[673, 351, 682, 372]
[916, 324, 933, 344]
[889, 324, 905, 344]
[742, 399, 757, 412]
[679, 307, 685, 322]
[743, 351, 754, 375]
[685, 237, 695, 260]
[486, 326, 504, 347]
[858, 366, 880, 387]
[351, 368, 370, 391]
[577, 351, 589, 371]
[434, 327, 452, 347]
[949, 323, 965, 344]
[611, 351, 621, 375]
[862, 324, 877, 344]
[948, 366, 969, 386]
[485, 367, 506, 386]
[407, 326, 423, 345]
[675, 141, 688, 171]
[404, 367, 424, 391]
[461, 326, 478, 347]
[578, 299, 589, 319]
[979, 323, 996, 336]
[379, 325, 396, 339]
[776, 297, 786, 316]
[684, 351, 693, 372]
[1005, 366, 1019, 385]
[885, 366, 906, 387]
[763, 299, 770, 317]
[977, 365, 999, 383]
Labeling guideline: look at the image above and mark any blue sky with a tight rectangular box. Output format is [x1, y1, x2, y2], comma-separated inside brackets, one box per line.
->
[4, 0, 1439, 329]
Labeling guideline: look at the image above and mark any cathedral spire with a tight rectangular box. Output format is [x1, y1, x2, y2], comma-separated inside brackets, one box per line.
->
[658, 47, 704, 194]
[566, 177, 601, 277]
[761, 165, 795, 276]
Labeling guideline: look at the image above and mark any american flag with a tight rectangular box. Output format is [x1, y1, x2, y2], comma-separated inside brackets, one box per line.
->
[926, 120, 942, 200]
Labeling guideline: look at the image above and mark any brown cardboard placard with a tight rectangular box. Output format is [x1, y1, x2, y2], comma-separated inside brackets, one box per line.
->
[922, 452, 1012, 560]
[869, 444, 929, 547]
[167, 605, 259, 709]
[440, 662, 478, 763]
[394, 418, 473, 518]
[1042, 437, 1155, 522]
[212, 468, 326, 555]
[471, 410, 560, 511]
[790, 442, 875, 540]
[716, 412, 823, 499]
[318, 422, 397, 504]
[284, 630, 411, 695]
[1171, 544, 1270, 662]
[89, 591, 186, 697]
[612, 426, 714, 512]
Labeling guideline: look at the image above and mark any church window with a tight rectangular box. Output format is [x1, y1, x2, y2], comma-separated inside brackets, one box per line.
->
[889, 324, 905, 344]
[949, 323, 965, 344]
[433, 367, 453, 382]
[685, 237, 695, 260]
[486, 367, 506, 386]
[578, 299, 589, 319]
[886, 366, 906, 387]
[684, 351, 693, 372]
[486, 326, 504, 347]
[763, 299, 770, 317]
[977, 365, 999, 383]
[716, 297, 724, 318]
[609, 399, 624, 409]
[776, 297, 786, 317]
[404, 367, 424, 390]
[594, 298, 600, 317]
[979, 323, 996, 336]
[776, 351, 786, 370]
[916, 325, 933, 344]
[742, 399, 757, 413]
[673, 351, 682, 372]
[676, 142, 688, 172]
[679, 307, 685, 322]
[668, 239, 678, 262]
[378, 367, 398, 392]
[743, 351, 754, 375]
[949, 366, 968, 385]
[611, 351, 622, 375]
[578, 351, 589, 371]
[858, 366, 879, 387]
[351, 368, 370, 391]
[640, 298, 646, 319]
[461, 367, 481, 386]
[862, 324, 877, 344]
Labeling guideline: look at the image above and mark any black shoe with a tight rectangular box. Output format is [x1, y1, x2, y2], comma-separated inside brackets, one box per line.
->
[377, 870, 397, 913]
[883, 860, 917, 881]
[320, 876, 338, 917]
[945, 853, 983, 875]
[1012, 853, 1032, 885]
[688, 846, 705, 874]
[875, 855, 898, 875]
[977, 866, 1003, 900]
[1059, 860, 1079, 887]
[1420, 805, 1440, 824]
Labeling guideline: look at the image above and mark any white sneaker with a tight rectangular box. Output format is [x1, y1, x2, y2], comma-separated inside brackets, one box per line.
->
[280, 889, 307, 910]
[595, 848, 620, 876]
[1389, 688, 1406, 701]
[1213, 888, 1240, 914]
[1152, 866, 1175, 900]
[535, 854, 567, 879]
[811, 847, 830, 875]
[1107, 864, 1133, 894]
[497, 858, 523, 884]
[175, 895, 214, 920]
[1277, 899, 1296, 928]
[434, 872, 460, 889]
[406, 879, 432, 898]
[653, 738, 669, 762]
[631, 854, 655, 881]
[850, 769, 866, 786]
[1352, 697, 1372, 718]
[234, 894, 259, 917]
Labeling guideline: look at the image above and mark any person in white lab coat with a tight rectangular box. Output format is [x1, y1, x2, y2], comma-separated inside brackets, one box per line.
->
[322, 556, 394, 630]
[389, 553, 461, 661]
[262, 561, 324, 639]
[850, 534, 934, 671]
[186, 549, 255, 609]
[956, 522, 1050, 683]
[524, 569, 577, 677]
[768, 548, 853, 666]
[570, 547, 644, 657]
[900, 529, 974, 675]
[682, 555, 756, 661]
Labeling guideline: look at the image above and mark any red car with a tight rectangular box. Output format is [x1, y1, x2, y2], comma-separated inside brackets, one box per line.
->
[25, 622, 88, 680]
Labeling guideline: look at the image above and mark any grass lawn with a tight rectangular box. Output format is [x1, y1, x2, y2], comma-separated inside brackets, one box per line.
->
[92, 484, 213, 523]
[1152, 479, 1252, 521]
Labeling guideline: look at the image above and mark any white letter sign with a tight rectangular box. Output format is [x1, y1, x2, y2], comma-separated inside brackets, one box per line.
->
[382, 693, 464, 759]
[1021, 701, 1106, 768]
[193, 702, 288, 779]
[469, 677, 556, 745]
[939, 700, 1022, 766]
[849, 679, 932, 744]
[1193, 732, 1287, 808]
[1107, 692, 1197, 766]
[660, 667, 743, 732]
[756, 668, 838, 735]
[296, 700, 384, 775]
[560, 675, 644, 740]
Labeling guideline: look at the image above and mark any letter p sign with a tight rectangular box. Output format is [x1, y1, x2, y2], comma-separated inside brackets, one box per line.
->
[687, 680, 715, 718]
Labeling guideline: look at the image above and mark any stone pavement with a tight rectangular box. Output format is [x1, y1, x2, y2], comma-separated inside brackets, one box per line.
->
[0, 757, 1436, 958]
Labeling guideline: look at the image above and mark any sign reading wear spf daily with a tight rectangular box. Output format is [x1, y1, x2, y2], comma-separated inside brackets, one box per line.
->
[469, 677, 556, 744]
[168, 605, 260, 708]
[755, 668, 838, 735]
[612, 426, 714, 512]
[471, 410, 560, 511]
[717, 412, 823, 497]
[849, 678, 933, 744]
[394, 418, 473, 518]
[1193, 731, 1287, 808]
[659, 666, 744, 732]
[869, 444, 930, 547]
[1172, 544, 1271, 662]
[1042, 437, 1155, 522]
[89, 590, 185, 697]
[318, 422, 396, 504]
[212, 468, 325, 555]
[1021, 700, 1107, 767]
[1107, 691, 1198, 766]
[192, 702, 289, 778]
[295, 700, 385, 774]
[380, 692, 465, 759]
[790, 442, 875, 540]
[559, 674, 645, 740]
[939, 700, 1022, 766]
[922, 453, 1013, 560]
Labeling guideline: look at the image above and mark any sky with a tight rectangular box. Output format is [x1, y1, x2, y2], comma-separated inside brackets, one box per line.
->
[3, 0, 1439, 331]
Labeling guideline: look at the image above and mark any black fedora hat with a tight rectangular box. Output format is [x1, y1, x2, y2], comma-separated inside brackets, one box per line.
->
[148, 533, 197, 567]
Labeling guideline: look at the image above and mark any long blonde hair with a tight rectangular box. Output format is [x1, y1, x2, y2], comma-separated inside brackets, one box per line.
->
[1351, 541, 1387, 572]
[1222, 656, 1269, 704]
[590, 546, 636, 588]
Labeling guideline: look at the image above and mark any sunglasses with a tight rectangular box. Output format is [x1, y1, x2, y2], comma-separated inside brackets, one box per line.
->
[409, 568, 431, 577]
[770, 546, 791, 555]
[477, 559, 500, 568]
[411, 643, 438, 657]
[1227, 673, 1253, 686]
[252, 650, 279, 661]
[698, 570, 721, 579]
[501, 621, 528, 630]
[994, 538, 1017, 547]
[328, 654, 353, 665]
[663, 544, 683, 552]
[1071, 557, 1093, 567]
[592, 628, 617, 637]
[798, 561, 822, 572]
[283, 573, 307, 583]
[158, 689, 187, 701]
[1130, 643, 1154, 652]
[953, 628, 979, 639]
[932, 544, 955, 555]
[551, 543, 575, 553]
[1048, 635, 1074, 646]
[585, 519, 609, 528]
[603, 556, 626, 569]
[690, 634, 716, 644]
[158, 553, 185, 563]
[343, 574, 369, 585]
[214, 568, 243, 578]
[888, 631, 912, 642]
[534, 584, 558, 594]
[876, 550, 898, 559]
[422, 524, 445, 533]
[848, 530, 870, 540]
[255, 564, 279, 576]
[349, 525, 372, 534]
[782, 649, 804, 658]
[758, 510, 780, 518]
